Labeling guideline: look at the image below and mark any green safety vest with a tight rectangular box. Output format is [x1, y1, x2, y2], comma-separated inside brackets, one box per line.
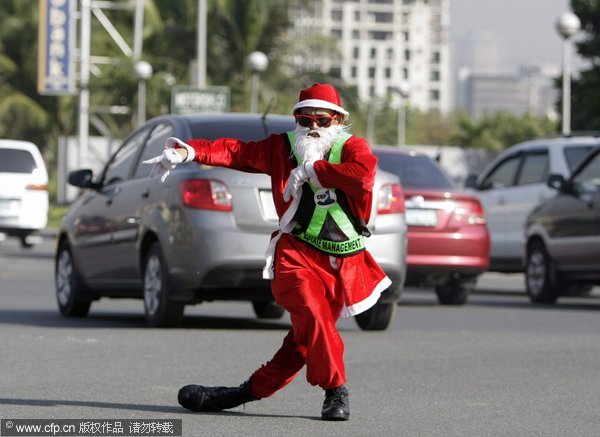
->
[287, 131, 367, 257]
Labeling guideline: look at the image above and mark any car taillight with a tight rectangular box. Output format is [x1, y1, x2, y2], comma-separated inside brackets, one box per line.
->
[454, 201, 486, 225]
[377, 183, 405, 214]
[180, 179, 232, 211]
[25, 184, 48, 191]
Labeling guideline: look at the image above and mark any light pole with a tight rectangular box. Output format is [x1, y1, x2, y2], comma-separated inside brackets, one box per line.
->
[247, 51, 268, 113]
[555, 11, 581, 136]
[392, 81, 410, 147]
[134, 60, 153, 126]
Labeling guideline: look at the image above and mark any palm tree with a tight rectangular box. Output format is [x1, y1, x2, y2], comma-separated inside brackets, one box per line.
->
[0, 1, 50, 145]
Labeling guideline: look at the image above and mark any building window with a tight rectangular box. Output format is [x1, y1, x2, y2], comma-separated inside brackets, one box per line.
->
[369, 31, 390, 41]
[370, 47, 377, 59]
[373, 12, 393, 23]
[404, 49, 411, 61]
[353, 30, 360, 39]
[353, 47, 360, 59]
[369, 67, 375, 78]
[403, 31, 409, 42]
[354, 11, 360, 20]
[432, 51, 441, 63]
[331, 29, 342, 38]
[330, 67, 341, 78]
[385, 68, 391, 79]
[351, 66, 357, 78]
[430, 70, 440, 81]
[403, 68, 409, 79]
[331, 10, 342, 21]
[430, 89, 440, 101]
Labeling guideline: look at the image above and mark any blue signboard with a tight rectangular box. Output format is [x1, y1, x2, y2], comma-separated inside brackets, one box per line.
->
[37, 0, 76, 95]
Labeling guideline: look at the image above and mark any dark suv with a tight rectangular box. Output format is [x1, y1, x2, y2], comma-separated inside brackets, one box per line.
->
[524, 146, 600, 303]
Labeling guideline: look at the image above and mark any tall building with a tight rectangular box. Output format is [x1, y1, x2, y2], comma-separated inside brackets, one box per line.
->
[289, 0, 451, 113]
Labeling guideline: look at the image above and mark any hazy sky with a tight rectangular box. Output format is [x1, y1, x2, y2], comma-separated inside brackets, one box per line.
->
[449, 0, 584, 73]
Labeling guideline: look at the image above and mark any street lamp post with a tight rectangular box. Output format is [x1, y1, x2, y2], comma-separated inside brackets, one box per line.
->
[392, 81, 410, 147]
[555, 11, 581, 136]
[247, 51, 268, 113]
[134, 60, 153, 126]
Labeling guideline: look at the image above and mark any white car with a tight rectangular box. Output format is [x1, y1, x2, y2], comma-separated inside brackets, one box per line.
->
[0, 140, 49, 248]
[465, 134, 600, 272]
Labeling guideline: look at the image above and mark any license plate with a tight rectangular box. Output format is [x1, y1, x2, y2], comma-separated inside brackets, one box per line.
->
[0, 199, 18, 214]
[405, 208, 437, 227]
[259, 190, 278, 223]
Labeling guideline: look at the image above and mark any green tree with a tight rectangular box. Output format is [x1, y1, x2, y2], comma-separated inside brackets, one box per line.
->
[452, 112, 557, 151]
[0, 1, 52, 147]
[569, 0, 600, 130]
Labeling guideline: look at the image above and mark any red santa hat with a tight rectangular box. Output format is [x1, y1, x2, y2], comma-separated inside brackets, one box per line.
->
[292, 83, 349, 118]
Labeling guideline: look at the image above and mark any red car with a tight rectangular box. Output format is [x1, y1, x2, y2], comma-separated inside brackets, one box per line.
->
[374, 147, 489, 305]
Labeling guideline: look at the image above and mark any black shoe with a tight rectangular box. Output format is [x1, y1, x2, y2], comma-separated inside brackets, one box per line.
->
[321, 385, 350, 421]
[178, 380, 256, 412]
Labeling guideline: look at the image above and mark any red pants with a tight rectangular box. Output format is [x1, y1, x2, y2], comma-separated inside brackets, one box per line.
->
[249, 234, 346, 399]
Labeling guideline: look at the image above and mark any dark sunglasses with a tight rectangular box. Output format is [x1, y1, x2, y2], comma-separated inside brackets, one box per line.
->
[294, 114, 336, 128]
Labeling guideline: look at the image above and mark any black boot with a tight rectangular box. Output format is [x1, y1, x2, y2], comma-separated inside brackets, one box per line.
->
[178, 380, 257, 412]
[321, 385, 350, 421]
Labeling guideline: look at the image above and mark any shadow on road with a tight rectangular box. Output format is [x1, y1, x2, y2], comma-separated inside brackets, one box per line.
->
[0, 397, 182, 414]
[0, 397, 318, 420]
[0, 308, 291, 330]
[398, 287, 600, 311]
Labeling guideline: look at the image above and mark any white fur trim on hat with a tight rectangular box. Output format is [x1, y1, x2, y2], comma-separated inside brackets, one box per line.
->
[293, 99, 349, 117]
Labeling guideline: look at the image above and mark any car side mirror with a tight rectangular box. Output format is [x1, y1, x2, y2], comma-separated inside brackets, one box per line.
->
[547, 173, 567, 192]
[464, 174, 478, 189]
[68, 169, 98, 189]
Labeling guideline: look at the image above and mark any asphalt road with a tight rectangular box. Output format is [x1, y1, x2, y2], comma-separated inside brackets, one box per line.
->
[1, 234, 600, 437]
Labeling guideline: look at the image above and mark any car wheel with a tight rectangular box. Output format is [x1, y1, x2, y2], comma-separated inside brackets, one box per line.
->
[19, 234, 33, 249]
[143, 242, 185, 327]
[525, 241, 559, 304]
[434, 275, 475, 305]
[354, 301, 396, 331]
[55, 241, 92, 317]
[252, 301, 285, 319]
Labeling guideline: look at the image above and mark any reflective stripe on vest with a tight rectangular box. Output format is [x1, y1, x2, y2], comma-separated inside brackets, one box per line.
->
[287, 131, 365, 256]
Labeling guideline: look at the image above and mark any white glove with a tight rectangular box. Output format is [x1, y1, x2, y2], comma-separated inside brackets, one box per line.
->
[143, 137, 194, 183]
[283, 163, 310, 202]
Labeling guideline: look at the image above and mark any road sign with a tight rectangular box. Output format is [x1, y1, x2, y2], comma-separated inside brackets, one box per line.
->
[171, 86, 230, 114]
[37, 0, 76, 95]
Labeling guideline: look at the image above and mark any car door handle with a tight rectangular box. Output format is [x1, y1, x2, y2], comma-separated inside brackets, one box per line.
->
[141, 188, 150, 199]
[106, 187, 121, 205]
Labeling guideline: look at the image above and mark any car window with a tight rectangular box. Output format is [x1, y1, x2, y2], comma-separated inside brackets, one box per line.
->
[190, 119, 294, 141]
[0, 149, 37, 173]
[480, 154, 521, 189]
[103, 128, 149, 185]
[572, 151, 600, 194]
[564, 145, 594, 171]
[133, 122, 175, 178]
[516, 151, 548, 185]
[375, 152, 454, 189]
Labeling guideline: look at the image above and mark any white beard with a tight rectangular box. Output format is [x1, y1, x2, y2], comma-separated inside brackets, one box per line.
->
[293, 124, 348, 164]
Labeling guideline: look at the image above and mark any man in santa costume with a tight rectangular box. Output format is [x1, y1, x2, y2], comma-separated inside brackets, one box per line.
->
[144, 83, 391, 421]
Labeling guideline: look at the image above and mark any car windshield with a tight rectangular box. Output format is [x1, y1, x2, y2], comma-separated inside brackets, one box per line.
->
[0, 149, 37, 173]
[376, 152, 455, 190]
[564, 145, 595, 171]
